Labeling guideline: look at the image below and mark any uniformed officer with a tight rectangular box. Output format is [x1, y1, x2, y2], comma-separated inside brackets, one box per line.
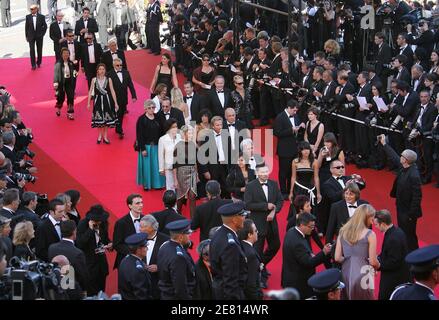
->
[157, 219, 196, 300]
[209, 201, 249, 300]
[390, 244, 439, 300]
[307, 268, 345, 300]
[117, 233, 152, 300]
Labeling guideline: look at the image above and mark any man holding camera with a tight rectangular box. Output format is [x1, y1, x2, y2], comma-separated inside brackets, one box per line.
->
[406, 20, 434, 67]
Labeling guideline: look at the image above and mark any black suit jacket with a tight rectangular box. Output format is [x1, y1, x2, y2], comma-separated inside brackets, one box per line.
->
[48, 239, 89, 291]
[193, 257, 213, 300]
[321, 175, 366, 205]
[184, 93, 203, 122]
[334, 82, 356, 105]
[244, 179, 283, 233]
[205, 30, 222, 55]
[25, 13, 47, 41]
[281, 227, 327, 299]
[378, 225, 410, 300]
[416, 103, 438, 136]
[299, 72, 313, 89]
[157, 107, 185, 129]
[101, 49, 128, 71]
[113, 213, 143, 269]
[325, 199, 369, 243]
[375, 43, 392, 76]
[226, 166, 256, 200]
[397, 46, 414, 69]
[151, 208, 185, 236]
[0, 208, 14, 220]
[383, 144, 422, 219]
[74, 17, 99, 43]
[148, 231, 169, 299]
[49, 21, 71, 53]
[273, 111, 300, 158]
[207, 88, 232, 117]
[395, 67, 411, 85]
[322, 81, 338, 102]
[107, 69, 136, 107]
[393, 91, 420, 123]
[191, 198, 233, 241]
[35, 217, 61, 262]
[242, 241, 263, 300]
[80, 42, 103, 72]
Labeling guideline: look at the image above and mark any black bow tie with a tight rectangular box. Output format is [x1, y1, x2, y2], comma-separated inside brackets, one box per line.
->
[348, 205, 357, 209]
[185, 96, 193, 99]
[336, 176, 344, 180]
[148, 234, 157, 241]
[117, 71, 122, 73]
[58, 22, 62, 24]
[68, 42, 74, 44]
[55, 222, 60, 226]
[88, 44, 93, 46]
[217, 90, 224, 93]
[228, 123, 235, 127]
[164, 113, 170, 116]
[289, 115, 294, 118]
[32, 15, 36, 17]
[215, 133, 221, 137]
[260, 182, 268, 186]
[133, 218, 141, 223]
[84, 19, 88, 22]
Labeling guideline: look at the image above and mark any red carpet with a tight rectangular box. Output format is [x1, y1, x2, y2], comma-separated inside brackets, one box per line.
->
[1, 50, 438, 297]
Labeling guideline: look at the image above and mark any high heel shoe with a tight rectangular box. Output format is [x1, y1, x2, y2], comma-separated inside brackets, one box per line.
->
[97, 138, 102, 144]
[56, 109, 61, 117]
[103, 139, 110, 144]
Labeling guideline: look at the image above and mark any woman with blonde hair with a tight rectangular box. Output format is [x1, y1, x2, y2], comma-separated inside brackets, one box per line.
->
[335, 203, 379, 300]
[171, 87, 190, 124]
[13, 221, 36, 261]
[324, 39, 340, 65]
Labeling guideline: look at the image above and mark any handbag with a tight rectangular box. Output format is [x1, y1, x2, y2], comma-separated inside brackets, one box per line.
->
[133, 140, 139, 152]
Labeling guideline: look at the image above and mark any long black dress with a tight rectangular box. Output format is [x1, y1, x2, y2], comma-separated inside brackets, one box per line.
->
[91, 77, 118, 128]
[155, 64, 173, 94]
[306, 121, 323, 151]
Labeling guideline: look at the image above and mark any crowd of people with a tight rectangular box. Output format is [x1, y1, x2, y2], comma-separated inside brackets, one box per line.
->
[0, 0, 438, 301]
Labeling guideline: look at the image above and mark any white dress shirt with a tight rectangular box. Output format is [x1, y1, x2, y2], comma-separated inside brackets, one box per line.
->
[333, 175, 345, 189]
[285, 109, 296, 128]
[88, 44, 95, 63]
[226, 122, 236, 150]
[32, 15, 37, 30]
[49, 215, 62, 239]
[214, 131, 226, 162]
[67, 42, 75, 61]
[84, 19, 88, 29]
[259, 180, 269, 201]
[129, 211, 141, 233]
[116, 69, 123, 83]
[185, 95, 193, 120]
[217, 90, 225, 108]
[417, 104, 427, 127]
[58, 22, 64, 35]
[158, 133, 182, 171]
[146, 232, 157, 265]
[346, 201, 358, 218]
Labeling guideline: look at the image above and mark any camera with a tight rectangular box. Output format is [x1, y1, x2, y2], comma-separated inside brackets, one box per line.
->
[1, 257, 63, 300]
[14, 172, 37, 184]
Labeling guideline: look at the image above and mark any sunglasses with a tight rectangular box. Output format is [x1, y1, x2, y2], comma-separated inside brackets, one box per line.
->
[334, 166, 345, 169]
[203, 59, 209, 62]
[235, 82, 244, 85]
[114, 64, 122, 67]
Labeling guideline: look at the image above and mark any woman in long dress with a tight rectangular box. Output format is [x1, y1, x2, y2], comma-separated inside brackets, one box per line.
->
[136, 99, 165, 190]
[158, 118, 181, 191]
[335, 204, 380, 300]
[173, 125, 197, 217]
[87, 63, 119, 144]
[304, 106, 324, 156]
[149, 53, 178, 95]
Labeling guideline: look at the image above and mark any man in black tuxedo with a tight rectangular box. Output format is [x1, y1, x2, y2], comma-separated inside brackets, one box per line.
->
[209, 201, 248, 299]
[49, 11, 72, 61]
[379, 136, 422, 252]
[244, 165, 283, 287]
[223, 108, 249, 168]
[255, 48, 272, 126]
[35, 199, 64, 262]
[74, 6, 98, 44]
[412, 91, 438, 184]
[396, 33, 414, 70]
[81, 33, 103, 88]
[156, 97, 185, 129]
[273, 99, 302, 199]
[374, 210, 410, 300]
[151, 190, 185, 236]
[199, 116, 230, 198]
[393, 55, 411, 85]
[113, 194, 144, 269]
[101, 38, 128, 71]
[60, 29, 81, 91]
[201, 19, 221, 55]
[406, 20, 434, 67]
[320, 160, 366, 235]
[25, 4, 47, 70]
[48, 220, 89, 294]
[281, 213, 332, 299]
[317, 70, 338, 132]
[411, 65, 426, 93]
[374, 32, 392, 87]
[191, 180, 232, 242]
[207, 75, 232, 117]
[299, 61, 314, 91]
[183, 81, 202, 123]
[139, 215, 169, 300]
[0, 188, 20, 220]
[325, 182, 369, 243]
[107, 58, 136, 138]
[238, 219, 263, 300]
[335, 73, 356, 156]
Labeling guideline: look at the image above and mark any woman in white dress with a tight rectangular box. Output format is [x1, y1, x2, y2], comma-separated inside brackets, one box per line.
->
[158, 118, 181, 190]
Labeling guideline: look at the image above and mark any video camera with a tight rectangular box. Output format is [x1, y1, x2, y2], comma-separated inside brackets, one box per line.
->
[0, 257, 64, 300]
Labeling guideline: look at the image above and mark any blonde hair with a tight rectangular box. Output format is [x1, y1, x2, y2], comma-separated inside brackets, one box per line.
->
[171, 87, 184, 107]
[324, 39, 340, 55]
[339, 204, 375, 245]
[233, 75, 244, 83]
[13, 221, 34, 246]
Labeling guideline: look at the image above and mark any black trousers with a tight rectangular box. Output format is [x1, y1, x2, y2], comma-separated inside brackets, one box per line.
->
[115, 24, 128, 51]
[56, 77, 75, 113]
[29, 38, 44, 67]
[278, 156, 293, 195]
[259, 86, 271, 124]
[85, 63, 97, 89]
[418, 138, 434, 180]
[148, 22, 161, 54]
[209, 164, 229, 198]
[253, 218, 280, 266]
[397, 214, 419, 253]
[354, 111, 371, 158]
[116, 103, 127, 134]
[338, 107, 356, 154]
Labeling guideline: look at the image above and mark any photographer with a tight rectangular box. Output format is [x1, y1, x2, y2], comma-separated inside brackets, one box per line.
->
[406, 20, 434, 67]
[1, 131, 37, 176]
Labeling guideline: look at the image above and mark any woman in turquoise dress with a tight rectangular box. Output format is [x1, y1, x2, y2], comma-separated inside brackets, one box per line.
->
[136, 99, 165, 190]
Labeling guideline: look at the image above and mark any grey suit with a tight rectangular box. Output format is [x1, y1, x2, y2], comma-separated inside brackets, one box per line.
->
[1, 0, 11, 27]
[96, 0, 111, 47]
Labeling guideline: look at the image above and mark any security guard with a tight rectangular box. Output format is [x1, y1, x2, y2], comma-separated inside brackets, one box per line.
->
[117, 233, 152, 300]
[307, 268, 345, 300]
[390, 244, 439, 300]
[210, 201, 248, 300]
[157, 219, 196, 299]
